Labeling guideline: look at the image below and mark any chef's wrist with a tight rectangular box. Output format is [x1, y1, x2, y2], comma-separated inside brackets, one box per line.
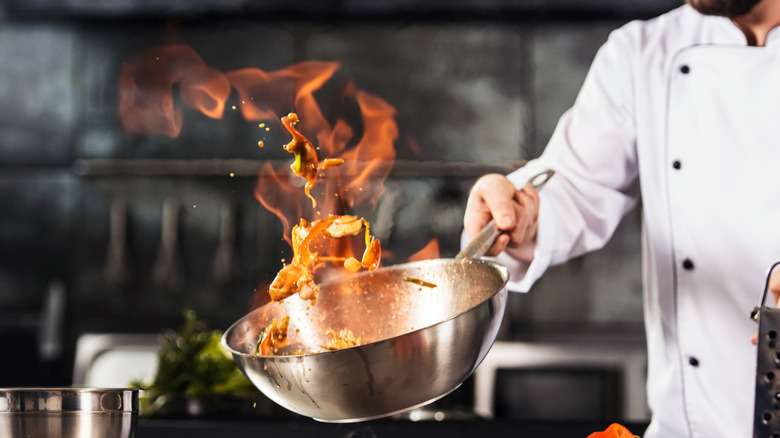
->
[506, 236, 536, 264]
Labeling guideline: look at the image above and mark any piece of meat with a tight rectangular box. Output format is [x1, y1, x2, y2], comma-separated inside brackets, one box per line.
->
[323, 215, 363, 238]
[269, 264, 304, 301]
[271, 215, 381, 303]
[269, 263, 319, 302]
[324, 328, 361, 351]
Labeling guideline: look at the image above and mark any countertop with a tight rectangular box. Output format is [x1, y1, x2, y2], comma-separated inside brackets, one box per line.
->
[136, 418, 649, 438]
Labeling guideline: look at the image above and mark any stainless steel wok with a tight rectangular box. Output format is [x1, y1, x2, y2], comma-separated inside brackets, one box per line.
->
[222, 170, 553, 422]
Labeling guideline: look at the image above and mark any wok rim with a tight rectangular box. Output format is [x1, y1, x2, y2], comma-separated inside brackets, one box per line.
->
[222, 257, 509, 359]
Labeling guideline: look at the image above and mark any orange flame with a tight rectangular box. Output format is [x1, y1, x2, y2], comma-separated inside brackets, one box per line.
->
[242, 71, 398, 244]
[226, 61, 339, 123]
[118, 44, 401, 307]
[254, 163, 301, 244]
[118, 44, 230, 137]
[339, 90, 397, 209]
[180, 66, 231, 119]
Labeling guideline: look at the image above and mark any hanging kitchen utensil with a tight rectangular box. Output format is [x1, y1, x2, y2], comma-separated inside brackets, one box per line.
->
[752, 260, 780, 437]
[152, 197, 184, 291]
[211, 201, 237, 286]
[222, 169, 553, 422]
[104, 197, 133, 289]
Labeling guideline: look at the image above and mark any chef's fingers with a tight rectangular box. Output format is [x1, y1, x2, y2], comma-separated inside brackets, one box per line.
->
[750, 267, 780, 345]
[769, 267, 780, 307]
[505, 183, 541, 249]
[521, 182, 541, 241]
[463, 174, 518, 240]
[484, 234, 510, 257]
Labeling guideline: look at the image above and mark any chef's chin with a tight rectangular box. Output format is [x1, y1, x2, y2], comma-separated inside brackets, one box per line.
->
[686, 0, 762, 17]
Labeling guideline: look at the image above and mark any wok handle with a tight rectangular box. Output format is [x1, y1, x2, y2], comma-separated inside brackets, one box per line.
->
[456, 169, 554, 260]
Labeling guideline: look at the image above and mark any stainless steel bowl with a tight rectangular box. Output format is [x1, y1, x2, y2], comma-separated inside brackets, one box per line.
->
[223, 258, 508, 422]
[0, 388, 139, 438]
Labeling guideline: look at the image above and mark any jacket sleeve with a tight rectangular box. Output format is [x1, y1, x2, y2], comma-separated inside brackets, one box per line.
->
[500, 25, 642, 292]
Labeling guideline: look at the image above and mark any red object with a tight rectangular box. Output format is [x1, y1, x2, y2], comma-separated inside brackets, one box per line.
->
[587, 423, 639, 438]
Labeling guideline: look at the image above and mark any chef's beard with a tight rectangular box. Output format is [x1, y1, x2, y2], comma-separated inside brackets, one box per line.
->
[686, 0, 762, 17]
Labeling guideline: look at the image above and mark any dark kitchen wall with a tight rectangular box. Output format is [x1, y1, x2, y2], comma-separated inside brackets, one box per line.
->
[0, 0, 681, 384]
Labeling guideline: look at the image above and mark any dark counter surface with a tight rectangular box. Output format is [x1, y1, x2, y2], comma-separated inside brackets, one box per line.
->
[137, 418, 649, 438]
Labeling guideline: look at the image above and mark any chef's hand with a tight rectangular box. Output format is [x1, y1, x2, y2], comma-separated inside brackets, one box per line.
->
[463, 173, 540, 260]
[751, 267, 780, 345]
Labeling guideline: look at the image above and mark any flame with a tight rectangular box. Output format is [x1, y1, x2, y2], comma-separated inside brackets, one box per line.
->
[254, 162, 300, 243]
[118, 44, 230, 137]
[245, 73, 398, 255]
[180, 65, 231, 119]
[339, 90, 397, 209]
[117, 44, 401, 308]
[407, 238, 440, 262]
[226, 61, 339, 123]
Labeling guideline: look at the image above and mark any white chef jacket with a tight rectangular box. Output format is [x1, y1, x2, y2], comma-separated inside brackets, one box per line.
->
[490, 5, 780, 438]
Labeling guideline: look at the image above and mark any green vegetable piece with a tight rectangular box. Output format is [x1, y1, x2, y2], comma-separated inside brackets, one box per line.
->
[403, 277, 437, 288]
[294, 152, 302, 172]
[254, 328, 266, 355]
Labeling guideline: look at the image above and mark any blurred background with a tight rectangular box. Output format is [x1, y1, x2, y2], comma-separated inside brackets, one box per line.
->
[0, 0, 680, 425]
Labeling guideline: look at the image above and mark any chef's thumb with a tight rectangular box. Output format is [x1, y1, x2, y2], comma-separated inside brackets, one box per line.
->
[496, 214, 514, 230]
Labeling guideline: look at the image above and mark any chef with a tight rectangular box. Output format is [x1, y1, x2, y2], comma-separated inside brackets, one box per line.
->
[462, 0, 780, 437]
